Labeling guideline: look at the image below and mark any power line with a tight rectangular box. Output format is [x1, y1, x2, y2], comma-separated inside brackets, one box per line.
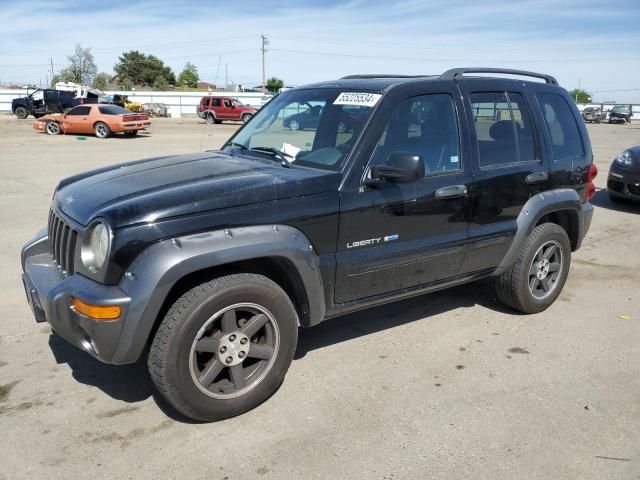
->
[270, 47, 640, 63]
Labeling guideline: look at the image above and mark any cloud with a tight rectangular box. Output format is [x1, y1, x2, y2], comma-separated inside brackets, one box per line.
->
[0, 0, 638, 101]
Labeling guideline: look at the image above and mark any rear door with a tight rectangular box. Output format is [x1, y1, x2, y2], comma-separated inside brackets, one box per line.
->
[456, 79, 550, 274]
[335, 82, 473, 303]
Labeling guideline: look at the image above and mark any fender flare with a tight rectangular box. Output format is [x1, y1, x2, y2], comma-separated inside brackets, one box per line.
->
[494, 188, 583, 275]
[111, 225, 325, 363]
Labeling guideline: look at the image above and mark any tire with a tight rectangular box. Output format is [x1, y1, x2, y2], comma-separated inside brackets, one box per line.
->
[205, 113, 215, 124]
[45, 121, 60, 135]
[242, 113, 253, 124]
[124, 130, 138, 137]
[148, 273, 298, 422]
[495, 223, 571, 314]
[94, 122, 111, 139]
[14, 106, 28, 119]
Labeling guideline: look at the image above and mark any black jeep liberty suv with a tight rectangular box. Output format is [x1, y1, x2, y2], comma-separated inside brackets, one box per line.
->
[21, 68, 596, 421]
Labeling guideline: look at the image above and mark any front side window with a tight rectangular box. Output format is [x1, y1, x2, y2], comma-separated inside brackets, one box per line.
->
[369, 94, 461, 175]
[67, 106, 91, 116]
[470, 92, 537, 167]
[228, 88, 378, 170]
[536, 93, 583, 161]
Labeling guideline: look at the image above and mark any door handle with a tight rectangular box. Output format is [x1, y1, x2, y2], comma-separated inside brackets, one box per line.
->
[435, 185, 468, 200]
[525, 172, 548, 185]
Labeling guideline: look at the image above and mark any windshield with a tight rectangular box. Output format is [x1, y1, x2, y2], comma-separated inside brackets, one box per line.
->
[226, 88, 380, 170]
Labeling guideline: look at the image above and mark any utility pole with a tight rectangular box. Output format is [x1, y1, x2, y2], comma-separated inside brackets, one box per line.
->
[49, 57, 54, 81]
[261, 34, 269, 93]
[225, 63, 228, 90]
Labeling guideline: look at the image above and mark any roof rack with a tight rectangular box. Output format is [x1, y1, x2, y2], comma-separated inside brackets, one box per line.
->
[340, 74, 432, 80]
[440, 68, 558, 85]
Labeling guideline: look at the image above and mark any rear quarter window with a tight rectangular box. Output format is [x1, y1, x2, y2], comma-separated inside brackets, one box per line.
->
[536, 93, 584, 161]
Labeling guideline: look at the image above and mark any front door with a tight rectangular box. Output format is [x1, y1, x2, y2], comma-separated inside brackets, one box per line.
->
[335, 87, 473, 304]
[63, 105, 92, 133]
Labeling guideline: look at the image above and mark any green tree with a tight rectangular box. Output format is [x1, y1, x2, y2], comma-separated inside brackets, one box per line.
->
[266, 77, 284, 92]
[153, 75, 170, 91]
[114, 51, 175, 87]
[178, 62, 199, 88]
[58, 44, 98, 84]
[92, 72, 111, 90]
[569, 89, 591, 104]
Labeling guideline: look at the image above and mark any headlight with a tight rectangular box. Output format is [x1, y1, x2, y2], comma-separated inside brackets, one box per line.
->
[82, 221, 111, 271]
[615, 150, 633, 166]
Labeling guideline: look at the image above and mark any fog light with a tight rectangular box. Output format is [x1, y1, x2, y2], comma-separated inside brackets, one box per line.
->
[72, 298, 121, 320]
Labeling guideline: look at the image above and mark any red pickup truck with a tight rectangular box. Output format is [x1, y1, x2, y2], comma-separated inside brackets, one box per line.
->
[197, 96, 257, 124]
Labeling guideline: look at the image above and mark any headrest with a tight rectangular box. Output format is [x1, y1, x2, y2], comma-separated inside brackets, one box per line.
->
[489, 120, 514, 141]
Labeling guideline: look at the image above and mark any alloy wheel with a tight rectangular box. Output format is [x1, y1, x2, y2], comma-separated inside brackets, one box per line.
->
[289, 120, 300, 131]
[528, 240, 563, 299]
[189, 303, 280, 399]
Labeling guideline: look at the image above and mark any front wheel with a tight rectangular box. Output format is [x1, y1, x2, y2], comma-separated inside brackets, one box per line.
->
[14, 106, 28, 119]
[45, 121, 61, 135]
[495, 223, 571, 314]
[148, 274, 298, 421]
[242, 113, 253, 124]
[94, 122, 111, 139]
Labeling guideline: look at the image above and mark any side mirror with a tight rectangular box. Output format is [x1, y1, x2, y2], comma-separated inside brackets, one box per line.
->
[367, 152, 424, 185]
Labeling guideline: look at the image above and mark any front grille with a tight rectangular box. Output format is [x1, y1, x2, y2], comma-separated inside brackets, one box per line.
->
[47, 210, 78, 275]
[607, 179, 625, 192]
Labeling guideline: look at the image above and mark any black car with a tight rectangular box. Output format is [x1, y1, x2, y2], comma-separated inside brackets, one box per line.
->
[11, 88, 103, 119]
[607, 145, 640, 202]
[608, 105, 632, 124]
[21, 68, 596, 421]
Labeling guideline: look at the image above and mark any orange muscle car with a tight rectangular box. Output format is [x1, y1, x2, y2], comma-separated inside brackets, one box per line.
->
[33, 104, 151, 138]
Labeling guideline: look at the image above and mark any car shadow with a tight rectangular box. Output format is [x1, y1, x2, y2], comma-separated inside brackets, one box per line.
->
[590, 188, 639, 214]
[294, 278, 513, 359]
[46, 277, 513, 422]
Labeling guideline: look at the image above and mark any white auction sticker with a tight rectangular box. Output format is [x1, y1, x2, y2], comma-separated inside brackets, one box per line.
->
[333, 92, 382, 107]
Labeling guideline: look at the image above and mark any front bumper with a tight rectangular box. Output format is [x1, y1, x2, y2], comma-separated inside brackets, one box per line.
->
[22, 230, 133, 364]
[608, 167, 640, 201]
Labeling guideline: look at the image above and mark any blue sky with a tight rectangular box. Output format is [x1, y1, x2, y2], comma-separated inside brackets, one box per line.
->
[1, 0, 639, 102]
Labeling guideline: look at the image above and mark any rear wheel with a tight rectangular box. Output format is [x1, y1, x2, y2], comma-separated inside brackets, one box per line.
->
[148, 274, 298, 422]
[288, 119, 300, 131]
[205, 113, 215, 124]
[94, 122, 111, 139]
[495, 223, 571, 314]
[45, 121, 60, 135]
[14, 106, 28, 119]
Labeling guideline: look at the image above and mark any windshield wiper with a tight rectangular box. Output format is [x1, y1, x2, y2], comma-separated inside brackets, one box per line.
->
[249, 147, 293, 167]
[225, 141, 248, 151]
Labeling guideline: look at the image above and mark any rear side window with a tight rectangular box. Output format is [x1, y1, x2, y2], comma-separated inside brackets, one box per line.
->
[211, 98, 221, 107]
[470, 92, 537, 167]
[536, 93, 583, 161]
[99, 105, 130, 115]
[67, 106, 91, 116]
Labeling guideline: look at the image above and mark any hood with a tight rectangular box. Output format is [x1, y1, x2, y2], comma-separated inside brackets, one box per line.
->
[54, 151, 340, 227]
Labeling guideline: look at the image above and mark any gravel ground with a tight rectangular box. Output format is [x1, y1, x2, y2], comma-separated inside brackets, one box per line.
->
[0, 115, 639, 480]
